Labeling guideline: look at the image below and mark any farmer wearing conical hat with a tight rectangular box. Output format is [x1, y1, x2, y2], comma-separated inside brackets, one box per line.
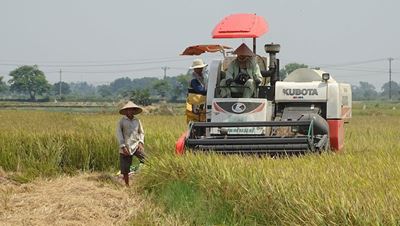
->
[219, 43, 262, 98]
[116, 101, 145, 186]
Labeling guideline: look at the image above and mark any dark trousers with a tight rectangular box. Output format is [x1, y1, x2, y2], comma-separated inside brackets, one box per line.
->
[119, 149, 146, 174]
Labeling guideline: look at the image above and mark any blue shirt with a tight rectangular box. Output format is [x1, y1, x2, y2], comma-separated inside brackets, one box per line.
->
[190, 79, 207, 95]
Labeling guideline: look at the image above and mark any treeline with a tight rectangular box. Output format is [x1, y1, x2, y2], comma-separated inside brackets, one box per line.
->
[0, 65, 191, 104]
[352, 81, 400, 100]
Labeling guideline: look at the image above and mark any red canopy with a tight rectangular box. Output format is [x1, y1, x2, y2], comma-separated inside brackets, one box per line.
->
[212, 14, 268, 39]
[180, 44, 232, 56]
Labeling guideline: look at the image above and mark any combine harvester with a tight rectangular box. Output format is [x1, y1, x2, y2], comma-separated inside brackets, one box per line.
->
[176, 14, 352, 154]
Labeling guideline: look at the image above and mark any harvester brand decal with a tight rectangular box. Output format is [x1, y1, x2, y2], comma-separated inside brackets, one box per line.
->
[282, 88, 318, 96]
[213, 102, 265, 114]
[232, 103, 246, 113]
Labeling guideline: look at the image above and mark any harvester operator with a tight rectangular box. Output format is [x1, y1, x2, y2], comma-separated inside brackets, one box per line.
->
[186, 59, 208, 124]
[219, 43, 262, 98]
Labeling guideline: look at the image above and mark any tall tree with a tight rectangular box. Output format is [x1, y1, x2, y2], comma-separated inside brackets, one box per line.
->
[130, 77, 158, 91]
[279, 63, 308, 80]
[172, 73, 191, 101]
[352, 81, 378, 100]
[97, 85, 113, 97]
[8, 65, 50, 100]
[130, 89, 151, 106]
[70, 82, 96, 96]
[359, 81, 378, 98]
[152, 80, 171, 98]
[52, 81, 71, 95]
[381, 81, 400, 98]
[110, 77, 132, 93]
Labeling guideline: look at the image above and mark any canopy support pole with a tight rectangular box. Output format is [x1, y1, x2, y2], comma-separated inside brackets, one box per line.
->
[253, 37, 256, 54]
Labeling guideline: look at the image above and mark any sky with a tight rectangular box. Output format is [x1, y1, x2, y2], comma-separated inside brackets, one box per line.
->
[0, 0, 399, 90]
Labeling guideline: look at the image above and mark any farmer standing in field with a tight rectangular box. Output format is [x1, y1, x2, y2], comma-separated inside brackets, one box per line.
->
[116, 101, 145, 187]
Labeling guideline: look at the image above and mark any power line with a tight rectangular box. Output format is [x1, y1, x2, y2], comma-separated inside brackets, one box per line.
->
[169, 67, 188, 70]
[0, 58, 195, 68]
[322, 67, 400, 74]
[316, 58, 389, 68]
[332, 73, 384, 77]
[1, 66, 189, 78]
[2, 56, 399, 88]
[13, 67, 166, 74]
[0, 56, 190, 64]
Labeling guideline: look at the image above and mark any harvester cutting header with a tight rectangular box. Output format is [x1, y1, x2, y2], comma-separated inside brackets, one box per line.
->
[176, 14, 352, 154]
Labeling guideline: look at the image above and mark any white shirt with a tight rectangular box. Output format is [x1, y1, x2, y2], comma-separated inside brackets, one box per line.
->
[116, 116, 145, 155]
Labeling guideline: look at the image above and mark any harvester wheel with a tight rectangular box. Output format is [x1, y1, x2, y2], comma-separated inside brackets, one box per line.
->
[320, 134, 331, 152]
[298, 113, 330, 152]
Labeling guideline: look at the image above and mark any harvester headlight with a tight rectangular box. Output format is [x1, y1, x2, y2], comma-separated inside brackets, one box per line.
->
[322, 73, 330, 82]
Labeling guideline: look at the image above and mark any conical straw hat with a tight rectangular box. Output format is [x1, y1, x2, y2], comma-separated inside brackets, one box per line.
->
[119, 101, 143, 115]
[233, 43, 255, 56]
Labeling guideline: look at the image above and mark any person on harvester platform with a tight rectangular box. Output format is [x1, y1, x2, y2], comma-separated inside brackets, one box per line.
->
[186, 59, 208, 124]
[189, 58, 208, 95]
[219, 43, 262, 98]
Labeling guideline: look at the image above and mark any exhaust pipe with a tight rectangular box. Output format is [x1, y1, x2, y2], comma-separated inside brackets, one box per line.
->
[264, 43, 280, 85]
[260, 43, 280, 100]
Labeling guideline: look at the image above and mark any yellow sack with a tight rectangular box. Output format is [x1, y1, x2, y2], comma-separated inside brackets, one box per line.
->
[186, 93, 206, 124]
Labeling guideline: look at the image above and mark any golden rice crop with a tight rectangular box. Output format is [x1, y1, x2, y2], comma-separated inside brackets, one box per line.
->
[135, 103, 400, 225]
[1, 102, 400, 225]
[0, 110, 186, 178]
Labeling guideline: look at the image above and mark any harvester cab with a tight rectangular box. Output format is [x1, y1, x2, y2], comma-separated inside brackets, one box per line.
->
[176, 14, 352, 155]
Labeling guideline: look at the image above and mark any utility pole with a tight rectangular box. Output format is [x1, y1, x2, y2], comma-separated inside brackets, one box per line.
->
[388, 57, 394, 100]
[59, 69, 62, 98]
[161, 66, 170, 80]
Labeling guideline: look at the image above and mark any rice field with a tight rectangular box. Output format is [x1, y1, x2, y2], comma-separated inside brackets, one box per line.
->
[1, 101, 400, 225]
[0, 111, 183, 178]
